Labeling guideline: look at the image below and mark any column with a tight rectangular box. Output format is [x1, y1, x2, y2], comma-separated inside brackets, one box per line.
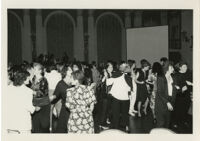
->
[121, 28, 127, 61]
[125, 11, 131, 28]
[22, 9, 32, 62]
[133, 11, 143, 27]
[122, 11, 132, 61]
[36, 9, 45, 55]
[73, 25, 77, 61]
[160, 11, 168, 25]
[74, 10, 84, 61]
[88, 10, 97, 63]
[43, 25, 47, 54]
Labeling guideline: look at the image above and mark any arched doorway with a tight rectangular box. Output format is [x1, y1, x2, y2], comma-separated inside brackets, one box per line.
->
[45, 11, 75, 61]
[96, 12, 123, 63]
[8, 11, 23, 65]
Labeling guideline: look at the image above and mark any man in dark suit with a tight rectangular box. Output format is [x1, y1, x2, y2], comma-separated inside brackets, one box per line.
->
[155, 62, 177, 128]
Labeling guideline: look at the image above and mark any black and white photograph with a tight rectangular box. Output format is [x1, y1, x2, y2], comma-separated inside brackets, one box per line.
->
[1, 0, 200, 140]
[5, 8, 194, 134]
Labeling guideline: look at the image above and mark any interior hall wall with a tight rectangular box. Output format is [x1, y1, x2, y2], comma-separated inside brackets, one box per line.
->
[96, 14, 122, 63]
[46, 13, 74, 61]
[8, 12, 22, 65]
[180, 10, 193, 69]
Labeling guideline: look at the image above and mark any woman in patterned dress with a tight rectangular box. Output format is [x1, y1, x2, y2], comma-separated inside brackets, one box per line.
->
[65, 70, 96, 133]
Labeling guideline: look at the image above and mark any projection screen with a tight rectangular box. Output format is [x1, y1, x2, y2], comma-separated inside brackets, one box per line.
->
[126, 26, 168, 67]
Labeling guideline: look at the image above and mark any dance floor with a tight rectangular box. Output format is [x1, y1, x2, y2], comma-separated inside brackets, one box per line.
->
[93, 108, 192, 134]
[51, 107, 192, 134]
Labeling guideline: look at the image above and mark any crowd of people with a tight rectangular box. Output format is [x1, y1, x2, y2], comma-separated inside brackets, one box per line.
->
[5, 54, 193, 134]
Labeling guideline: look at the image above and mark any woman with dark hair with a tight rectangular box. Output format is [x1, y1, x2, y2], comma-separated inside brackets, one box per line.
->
[154, 62, 177, 128]
[65, 70, 96, 133]
[31, 63, 50, 133]
[25, 64, 34, 88]
[135, 59, 150, 117]
[72, 62, 82, 72]
[160, 57, 168, 67]
[6, 69, 40, 134]
[172, 62, 192, 128]
[99, 62, 114, 128]
[51, 65, 73, 133]
[147, 62, 164, 123]
[83, 63, 93, 86]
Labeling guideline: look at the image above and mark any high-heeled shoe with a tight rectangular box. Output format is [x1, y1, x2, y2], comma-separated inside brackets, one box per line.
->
[125, 126, 130, 133]
[132, 109, 138, 113]
[153, 118, 157, 124]
[143, 109, 147, 115]
[129, 111, 136, 117]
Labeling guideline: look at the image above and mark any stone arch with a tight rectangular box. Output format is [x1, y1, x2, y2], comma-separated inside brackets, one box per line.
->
[44, 10, 75, 28]
[95, 12, 124, 28]
[8, 11, 23, 27]
[44, 10, 75, 60]
[95, 12, 124, 63]
[8, 11, 23, 64]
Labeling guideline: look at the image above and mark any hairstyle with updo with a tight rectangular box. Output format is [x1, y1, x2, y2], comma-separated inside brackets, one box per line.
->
[72, 62, 82, 71]
[60, 65, 71, 79]
[106, 62, 113, 70]
[152, 62, 164, 77]
[13, 69, 30, 86]
[178, 62, 188, 68]
[33, 62, 44, 72]
[140, 59, 150, 68]
[160, 57, 168, 62]
[128, 59, 136, 67]
[72, 70, 85, 84]
[163, 61, 174, 74]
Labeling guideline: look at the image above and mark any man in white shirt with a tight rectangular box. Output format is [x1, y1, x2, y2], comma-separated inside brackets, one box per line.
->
[106, 62, 133, 132]
[45, 66, 62, 93]
[44, 65, 62, 128]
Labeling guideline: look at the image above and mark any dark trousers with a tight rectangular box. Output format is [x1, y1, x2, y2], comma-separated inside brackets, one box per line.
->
[100, 94, 112, 126]
[111, 97, 130, 129]
[32, 104, 50, 133]
[156, 110, 171, 128]
[173, 95, 191, 125]
[55, 105, 70, 133]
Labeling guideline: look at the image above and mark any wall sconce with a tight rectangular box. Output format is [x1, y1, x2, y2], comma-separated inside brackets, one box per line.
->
[181, 30, 193, 49]
[181, 30, 190, 43]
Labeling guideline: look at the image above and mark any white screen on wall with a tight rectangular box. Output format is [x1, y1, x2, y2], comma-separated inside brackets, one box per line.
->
[126, 26, 168, 67]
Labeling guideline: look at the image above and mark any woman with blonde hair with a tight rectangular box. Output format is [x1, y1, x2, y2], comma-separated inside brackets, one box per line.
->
[31, 63, 50, 133]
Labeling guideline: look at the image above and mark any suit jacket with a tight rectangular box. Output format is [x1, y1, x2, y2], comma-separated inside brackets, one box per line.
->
[155, 75, 177, 113]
